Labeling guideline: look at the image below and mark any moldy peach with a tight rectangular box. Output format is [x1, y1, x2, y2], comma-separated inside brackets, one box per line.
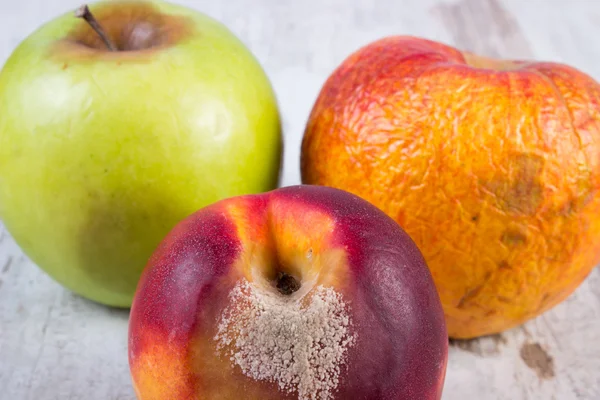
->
[128, 185, 448, 399]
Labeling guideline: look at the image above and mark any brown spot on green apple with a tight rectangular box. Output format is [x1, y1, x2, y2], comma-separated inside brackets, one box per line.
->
[77, 184, 188, 307]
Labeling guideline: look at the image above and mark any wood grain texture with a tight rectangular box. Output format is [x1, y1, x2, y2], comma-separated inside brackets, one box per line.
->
[1, 0, 599, 399]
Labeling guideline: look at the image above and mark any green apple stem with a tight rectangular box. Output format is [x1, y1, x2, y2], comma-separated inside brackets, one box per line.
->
[74, 5, 118, 51]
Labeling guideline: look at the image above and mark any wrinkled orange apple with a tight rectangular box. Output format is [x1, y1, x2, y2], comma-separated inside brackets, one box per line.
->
[300, 35, 600, 339]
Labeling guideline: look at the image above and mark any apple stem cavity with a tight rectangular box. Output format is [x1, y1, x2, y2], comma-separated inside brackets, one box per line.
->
[74, 4, 118, 51]
[276, 271, 301, 296]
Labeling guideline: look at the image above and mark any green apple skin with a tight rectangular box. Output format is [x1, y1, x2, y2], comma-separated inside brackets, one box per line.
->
[0, 0, 283, 307]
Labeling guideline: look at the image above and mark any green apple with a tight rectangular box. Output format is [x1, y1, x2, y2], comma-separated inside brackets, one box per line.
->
[0, 0, 282, 307]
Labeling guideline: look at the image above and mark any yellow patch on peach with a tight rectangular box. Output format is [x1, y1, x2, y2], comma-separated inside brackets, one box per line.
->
[223, 196, 351, 291]
[130, 331, 192, 400]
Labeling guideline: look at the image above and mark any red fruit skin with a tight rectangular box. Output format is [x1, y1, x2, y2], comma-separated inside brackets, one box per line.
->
[128, 206, 242, 399]
[128, 184, 448, 400]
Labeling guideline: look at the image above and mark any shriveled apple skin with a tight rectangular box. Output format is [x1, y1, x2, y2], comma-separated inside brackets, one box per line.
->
[300, 35, 600, 338]
[129, 185, 448, 400]
[0, 0, 282, 307]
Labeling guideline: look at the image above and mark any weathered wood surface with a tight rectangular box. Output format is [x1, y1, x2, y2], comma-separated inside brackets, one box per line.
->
[1, 0, 599, 399]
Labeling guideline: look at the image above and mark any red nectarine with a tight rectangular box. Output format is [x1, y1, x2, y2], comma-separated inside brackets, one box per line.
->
[128, 185, 447, 399]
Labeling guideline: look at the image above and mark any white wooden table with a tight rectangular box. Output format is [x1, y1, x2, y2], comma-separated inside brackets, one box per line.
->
[1, 0, 599, 399]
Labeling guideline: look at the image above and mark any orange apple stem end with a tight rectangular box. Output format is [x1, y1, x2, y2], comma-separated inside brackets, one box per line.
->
[74, 4, 118, 51]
